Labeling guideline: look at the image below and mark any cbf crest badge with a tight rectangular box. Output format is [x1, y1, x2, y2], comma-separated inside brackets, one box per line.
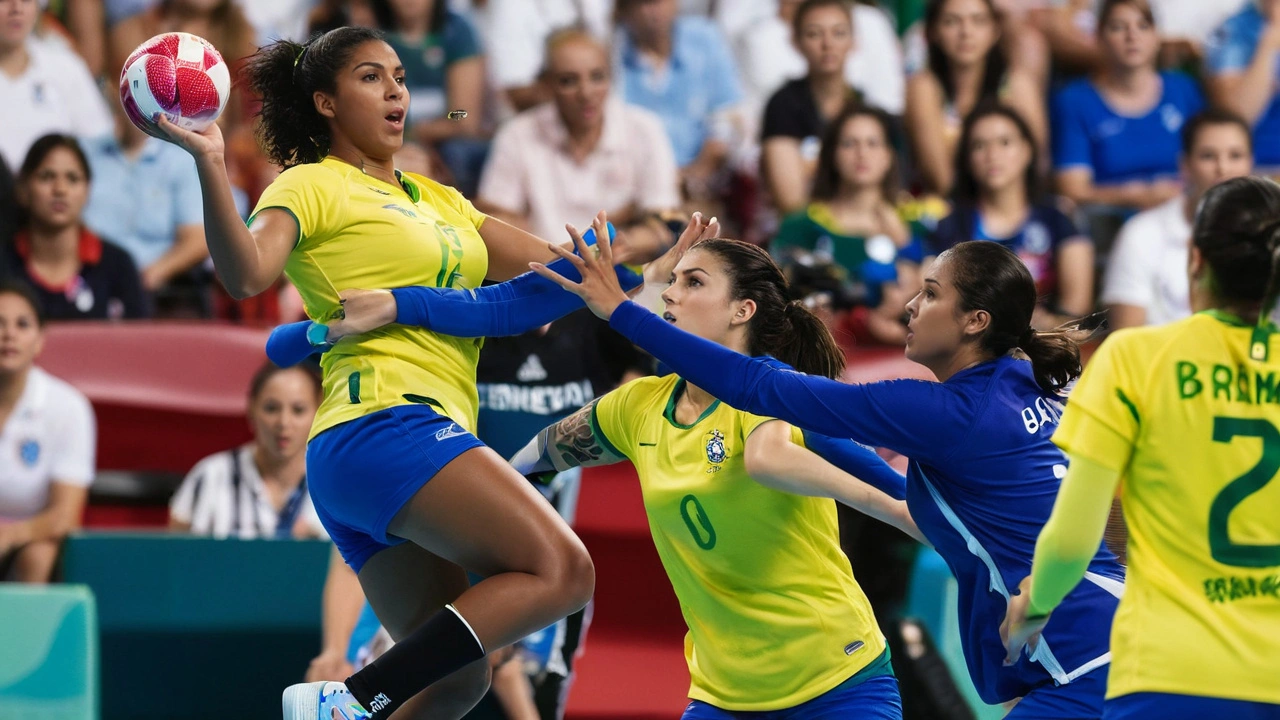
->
[705, 429, 727, 464]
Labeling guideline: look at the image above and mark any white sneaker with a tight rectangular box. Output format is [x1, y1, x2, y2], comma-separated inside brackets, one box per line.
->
[282, 681, 371, 720]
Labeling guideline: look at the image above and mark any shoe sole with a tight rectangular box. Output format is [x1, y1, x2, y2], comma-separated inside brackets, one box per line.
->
[282, 682, 322, 720]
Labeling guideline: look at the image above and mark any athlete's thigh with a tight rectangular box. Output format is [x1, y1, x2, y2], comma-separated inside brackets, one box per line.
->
[385, 445, 588, 579]
[357, 541, 471, 641]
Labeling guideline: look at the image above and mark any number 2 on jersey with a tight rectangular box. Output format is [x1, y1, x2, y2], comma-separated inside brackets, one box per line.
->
[1210, 417, 1280, 568]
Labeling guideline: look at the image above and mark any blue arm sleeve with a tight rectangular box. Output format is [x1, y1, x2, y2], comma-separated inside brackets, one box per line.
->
[392, 257, 642, 338]
[608, 301, 967, 459]
[802, 431, 907, 501]
[266, 320, 322, 368]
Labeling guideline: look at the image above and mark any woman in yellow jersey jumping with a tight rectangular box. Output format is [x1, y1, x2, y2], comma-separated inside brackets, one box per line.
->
[154, 26, 651, 720]
[509, 237, 924, 719]
[1004, 176, 1280, 720]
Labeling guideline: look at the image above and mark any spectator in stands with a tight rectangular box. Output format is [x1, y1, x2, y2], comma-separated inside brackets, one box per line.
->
[758, 0, 865, 216]
[1103, 110, 1255, 329]
[6, 134, 149, 320]
[0, 0, 112, 173]
[614, 0, 745, 203]
[1051, 0, 1203, 210]
[371, 0, 489, 197]
[736, 0, 906, 132]
[477, 29, 681, 253]
[771, 104, 928, 345]
[905, 0, 1046, 195]
[45, 0, 109, 78]
[81, 92, 209, 304]
[933, 104, 1094, 328]
[1205, 0, 1280, 175]
[0, 280, 96, 583]
[170, 362, 327, 540]
[485, 0, 613, 113]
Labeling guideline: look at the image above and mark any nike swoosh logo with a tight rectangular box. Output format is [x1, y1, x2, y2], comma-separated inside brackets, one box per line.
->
[639, 442, 657, 447]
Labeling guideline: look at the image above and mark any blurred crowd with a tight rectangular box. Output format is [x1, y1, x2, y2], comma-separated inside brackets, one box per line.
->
[3, 0, 1279, 715]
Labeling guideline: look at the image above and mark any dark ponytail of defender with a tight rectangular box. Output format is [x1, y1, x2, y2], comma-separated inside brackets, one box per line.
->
[692, 239, 846, 380]
[1191, 176, 1280, 359]
[243, 26, 384, 168]
[943, 241, 1084, 395]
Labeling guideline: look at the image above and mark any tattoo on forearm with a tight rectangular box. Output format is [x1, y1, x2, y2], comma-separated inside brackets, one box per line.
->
[551, 401, 611, 469]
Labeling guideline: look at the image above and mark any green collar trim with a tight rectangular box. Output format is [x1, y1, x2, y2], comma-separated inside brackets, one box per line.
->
[663, 379, 721, 429]
[1200, 309, 1275, 361]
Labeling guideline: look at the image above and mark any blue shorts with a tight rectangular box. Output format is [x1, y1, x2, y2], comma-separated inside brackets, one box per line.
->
[1007, 665, 1108, 720]
[307, 404, 484, 572]
[680, 671, 901, 720]
[1105, 693, 1280, 720]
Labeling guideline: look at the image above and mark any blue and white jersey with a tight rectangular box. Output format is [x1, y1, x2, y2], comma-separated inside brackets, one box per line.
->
[610, 302, 1126, 705]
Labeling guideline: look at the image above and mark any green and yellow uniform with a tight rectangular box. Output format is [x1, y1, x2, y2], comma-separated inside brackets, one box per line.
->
[592, 374, 887, 711]
[251, 156, 489, 438]
[1049, 311, 1280, 704]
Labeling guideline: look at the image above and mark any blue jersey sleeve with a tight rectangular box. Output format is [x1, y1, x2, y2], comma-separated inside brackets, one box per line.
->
[609, 301, 969, 460]
[266, 320, 322, 368]
[394, 259, 642, 338]
[803, 431, 907, 500]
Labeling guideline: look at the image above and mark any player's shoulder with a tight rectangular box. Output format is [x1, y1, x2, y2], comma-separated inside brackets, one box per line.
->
[272, 159, 348, 190]
[1102, 317, 1203, 361]
[610, 373, 679, 404]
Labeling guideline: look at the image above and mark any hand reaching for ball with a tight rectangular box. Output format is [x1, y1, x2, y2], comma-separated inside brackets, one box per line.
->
[155, 114, 225, 159]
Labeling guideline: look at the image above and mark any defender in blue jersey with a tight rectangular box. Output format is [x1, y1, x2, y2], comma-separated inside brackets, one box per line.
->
[532, 236, 1126, 719]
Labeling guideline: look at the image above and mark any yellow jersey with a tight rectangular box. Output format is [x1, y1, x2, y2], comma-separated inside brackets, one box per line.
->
[1053, 311, 1280, 704]
[251, 157, 489, 438]
[592, 374, 886, 711]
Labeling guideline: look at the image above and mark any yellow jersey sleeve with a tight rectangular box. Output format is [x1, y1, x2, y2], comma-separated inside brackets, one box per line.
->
[592, 383, 636, 460]
[1053, 332, 1143, 473]
[250, 163, 350, 245]
[404, 171, 487, 231]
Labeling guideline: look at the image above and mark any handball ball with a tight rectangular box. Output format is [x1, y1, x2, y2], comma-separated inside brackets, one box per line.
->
[119, 32, 230, 139]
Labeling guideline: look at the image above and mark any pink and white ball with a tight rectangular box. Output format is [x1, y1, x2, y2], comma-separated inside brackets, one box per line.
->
[119, 32, 230, 139]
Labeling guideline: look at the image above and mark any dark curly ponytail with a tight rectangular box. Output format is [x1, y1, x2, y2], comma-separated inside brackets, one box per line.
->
[692, 239, 846, 380]
[942, 241, 1085, 395]
[243, 26, 384, 168]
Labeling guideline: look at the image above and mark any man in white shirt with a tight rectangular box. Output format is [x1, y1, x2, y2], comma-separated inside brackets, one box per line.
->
[0, 0, 112, 171]
[484, 0, 615, 114]
[1103, 110, 1256, 328]
[477, 29, 681, 252]
[0, 280, 96, 583]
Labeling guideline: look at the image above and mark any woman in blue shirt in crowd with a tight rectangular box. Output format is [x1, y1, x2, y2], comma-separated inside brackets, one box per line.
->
[1051, 0, 1203, 211]
[530, 230, 1125, 720]
[932, 104, 1094, 329]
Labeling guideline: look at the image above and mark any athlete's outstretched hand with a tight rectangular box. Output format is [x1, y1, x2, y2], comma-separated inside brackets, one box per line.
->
[643, 211, 721, 287]
[325, 289, 399, 342]
[530, 212, 630, 321]
[154, 114, 225, 159]
[1001, 576, 1049, 665]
